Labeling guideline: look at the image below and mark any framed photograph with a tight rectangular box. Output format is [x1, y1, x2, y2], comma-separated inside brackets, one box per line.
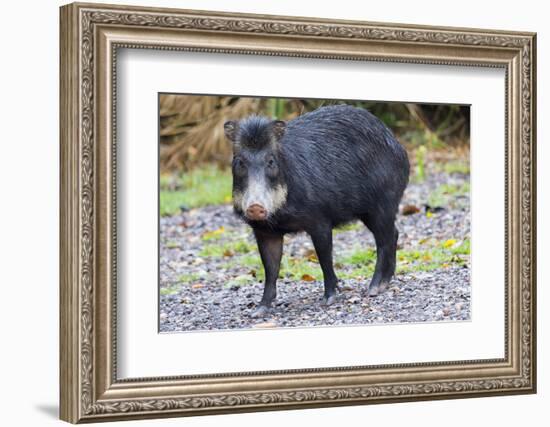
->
[60, 2, 536, 423]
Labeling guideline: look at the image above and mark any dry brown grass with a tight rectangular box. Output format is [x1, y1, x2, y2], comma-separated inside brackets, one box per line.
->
[159, 95, 470, 173]
[160, 95, 261, 171]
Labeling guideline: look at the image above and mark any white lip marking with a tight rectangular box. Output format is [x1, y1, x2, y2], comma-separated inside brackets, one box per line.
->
[232, 190, 243, 210]
[240, 174, 287, 218]
[271, 184, 288, 212]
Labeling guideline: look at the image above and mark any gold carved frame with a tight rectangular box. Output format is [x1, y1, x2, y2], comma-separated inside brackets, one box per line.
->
[60, 2, 536, 423]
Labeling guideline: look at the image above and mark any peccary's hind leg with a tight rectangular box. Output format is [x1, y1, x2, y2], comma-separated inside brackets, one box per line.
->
[309, 224, 339, 306]
[252, 229, 283, 317]
[361, 215, 398, 297]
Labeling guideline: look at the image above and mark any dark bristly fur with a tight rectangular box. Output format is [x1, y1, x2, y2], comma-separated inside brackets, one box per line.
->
[236, 116, 273, 149]
[225, 104, 410, 317]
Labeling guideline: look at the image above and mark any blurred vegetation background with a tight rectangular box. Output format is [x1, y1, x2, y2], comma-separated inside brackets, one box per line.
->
[159, 95, 470, 216]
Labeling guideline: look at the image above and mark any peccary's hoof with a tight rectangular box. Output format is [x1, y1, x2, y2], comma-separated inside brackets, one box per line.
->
[368, 281, 389, 297]
[322, 294, 337, 306]
[251, 305, 271, 318]
[367, 286, 379, 297]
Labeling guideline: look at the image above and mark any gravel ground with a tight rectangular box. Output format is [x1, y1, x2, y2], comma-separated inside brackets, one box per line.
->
[159, 170, 470, 332]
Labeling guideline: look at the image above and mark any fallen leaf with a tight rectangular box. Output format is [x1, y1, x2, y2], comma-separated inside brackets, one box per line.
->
[402, 204, 420, 215]
[303, 249, 318, 263]
[191, 283, 204, 289]
[307, 253, 319, 263]
[426, 211, 433, 218]
[443, 239, 457, 248]
[249, 269, 257, 278]
[233, 274, 251, 283]
[202, 226, 225, 240]
[301, 274, 315, 282]
[223, 249, 234, 257]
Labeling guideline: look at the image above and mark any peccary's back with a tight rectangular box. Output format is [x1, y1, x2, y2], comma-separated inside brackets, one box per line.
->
[280, 105, 409, 216]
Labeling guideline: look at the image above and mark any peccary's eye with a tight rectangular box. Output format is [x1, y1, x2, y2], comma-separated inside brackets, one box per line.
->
[232, 157, 247, 177]
[266, 156, 279, 178]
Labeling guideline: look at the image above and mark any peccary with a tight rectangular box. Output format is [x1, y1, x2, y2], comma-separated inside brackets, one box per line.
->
[224, 104, 409, 317]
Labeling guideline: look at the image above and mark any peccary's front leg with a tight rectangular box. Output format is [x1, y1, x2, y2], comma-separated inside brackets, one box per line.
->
[252, 229, 283, 317]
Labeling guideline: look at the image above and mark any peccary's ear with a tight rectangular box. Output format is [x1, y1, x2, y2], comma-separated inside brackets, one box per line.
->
[224, 120, 239, 142]
[270, 120, 286, 141]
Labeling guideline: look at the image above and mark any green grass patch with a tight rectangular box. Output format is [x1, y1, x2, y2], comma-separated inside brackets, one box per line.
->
[280, 258, 323, 281]
[238, 254, 263, 268]
[336, 239, 471, 276]
[333, 221, 362, 234]
[450, 239, 470, 255]
[396, 238, 470, 274]
[160, 165, 232, 216]
[177, 272, 203, 284]
[233, 240, 256, 254]
[415, 145, 427, 182]
[203, 236, 471, 284]
[396, 262, 442, 275]
[199, 240, 256, 258]
[159, 285, 180, 296]
[401, 130, 447, 149]
[443, 160, 470, 175]
[338, 248, 377, 267]
[221, 254, 324, 283]
[164, 240, 180, 249]
[201, 226, 227, 241]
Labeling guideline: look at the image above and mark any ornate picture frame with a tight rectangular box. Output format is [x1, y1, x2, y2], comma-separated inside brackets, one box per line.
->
[59, 2, 536, 423]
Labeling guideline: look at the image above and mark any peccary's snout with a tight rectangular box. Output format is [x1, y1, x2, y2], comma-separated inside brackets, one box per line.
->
[246, 204, 267, 221]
